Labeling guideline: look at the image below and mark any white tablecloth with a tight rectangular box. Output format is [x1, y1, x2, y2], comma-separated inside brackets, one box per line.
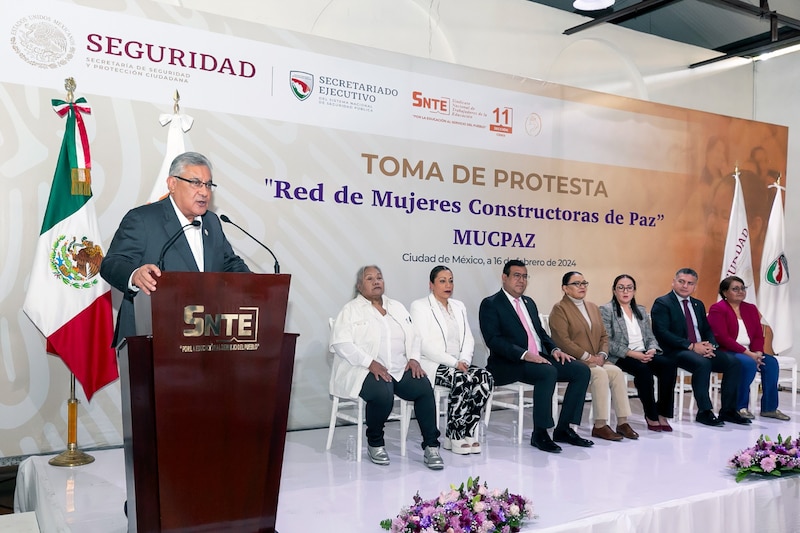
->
[14, 449, 126, 533]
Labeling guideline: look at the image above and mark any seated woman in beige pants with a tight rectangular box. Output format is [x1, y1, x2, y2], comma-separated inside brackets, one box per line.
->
[549, 271, 638, 442]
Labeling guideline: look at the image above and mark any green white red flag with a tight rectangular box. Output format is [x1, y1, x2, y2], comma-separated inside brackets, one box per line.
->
[22, 96, 118, 401]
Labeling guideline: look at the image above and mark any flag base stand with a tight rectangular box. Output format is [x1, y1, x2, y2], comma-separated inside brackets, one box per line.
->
[49, 376, 95, 467]
[49, 443, 95, 467]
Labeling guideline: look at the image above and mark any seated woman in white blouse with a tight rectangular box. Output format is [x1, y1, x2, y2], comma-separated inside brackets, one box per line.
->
[410, 266, 494, 455]
[330, 265, 444, 469]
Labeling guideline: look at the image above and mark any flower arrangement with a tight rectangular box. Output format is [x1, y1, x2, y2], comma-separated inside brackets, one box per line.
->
[728, 434, 800, 482]
[380, 476, 534, 533]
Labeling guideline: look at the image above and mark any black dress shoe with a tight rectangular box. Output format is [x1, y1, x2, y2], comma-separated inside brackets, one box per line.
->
[530, 430, 562, 453]
[553, 427, 594, 447]
[720, 410, 753, 425]
[696, 410, 724, 426]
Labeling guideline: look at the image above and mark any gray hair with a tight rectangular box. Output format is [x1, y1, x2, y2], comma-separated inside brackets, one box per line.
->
[168, 152, 213, 178]
[354, 264, 381, 298]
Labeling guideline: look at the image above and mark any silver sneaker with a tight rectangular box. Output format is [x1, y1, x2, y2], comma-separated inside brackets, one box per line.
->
[367, 445, 390, 465]
[423, 446, 444, 470]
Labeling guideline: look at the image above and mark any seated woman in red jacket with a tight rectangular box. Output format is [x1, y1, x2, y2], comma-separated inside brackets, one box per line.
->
[707, 276, 789, 421]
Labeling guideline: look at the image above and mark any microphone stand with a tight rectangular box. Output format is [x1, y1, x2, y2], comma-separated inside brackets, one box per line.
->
[220, 215, 280, 274]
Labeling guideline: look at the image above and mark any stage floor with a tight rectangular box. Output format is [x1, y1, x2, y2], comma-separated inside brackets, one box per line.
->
[14, 390, 800, 532]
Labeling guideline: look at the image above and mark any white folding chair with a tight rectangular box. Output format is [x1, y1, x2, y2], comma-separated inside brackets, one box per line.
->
[484, 384, 559, 443]
[674, 368, 720, 420]
[749, 355, 798, 411]
[325, 394, 411, 461]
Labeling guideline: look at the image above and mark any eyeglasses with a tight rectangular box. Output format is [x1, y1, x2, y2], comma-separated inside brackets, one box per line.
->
[566, 281, 589, 287]
[615, 285, 635, 292]
[729, 286, 747, 293]
[172, 175, 217, 190]
[510, 273, 529, 280]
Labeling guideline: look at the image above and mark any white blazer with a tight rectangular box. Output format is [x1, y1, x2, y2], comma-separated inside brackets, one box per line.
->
[329, 294, 420, 399]
[409, 294, 475, 386]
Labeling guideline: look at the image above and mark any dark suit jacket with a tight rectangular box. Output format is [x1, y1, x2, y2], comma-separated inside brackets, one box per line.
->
[651, 291, 716, 356]
[479, 290, 557, 386]
[100, 197, 250, 345]
[707, 299, 765, 353]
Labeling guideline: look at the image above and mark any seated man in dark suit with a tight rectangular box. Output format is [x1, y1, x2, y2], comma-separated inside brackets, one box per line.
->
[650, 267, 749, 426]
[479, 260, 592, 453]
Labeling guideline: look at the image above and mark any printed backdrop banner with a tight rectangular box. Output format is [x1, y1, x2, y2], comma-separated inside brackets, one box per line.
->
[0, 0, 788, 457]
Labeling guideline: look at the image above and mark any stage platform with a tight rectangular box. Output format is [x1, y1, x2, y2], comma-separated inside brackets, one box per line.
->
[13, 391, 800, 532]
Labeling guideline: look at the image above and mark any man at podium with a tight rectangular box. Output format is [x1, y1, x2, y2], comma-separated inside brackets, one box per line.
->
[101, 151, 250, 346]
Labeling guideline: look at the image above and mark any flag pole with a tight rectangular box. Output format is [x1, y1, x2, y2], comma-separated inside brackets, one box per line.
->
[49, 373, 95, 467]
[47, 77, 95, 468]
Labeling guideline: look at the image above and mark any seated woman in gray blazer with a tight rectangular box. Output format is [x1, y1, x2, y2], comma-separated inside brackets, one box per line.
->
[599, 274, 678, 432]
[410, 266, 494, 455]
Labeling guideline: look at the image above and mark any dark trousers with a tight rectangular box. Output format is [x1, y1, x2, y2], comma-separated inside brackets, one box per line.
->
[359, 369, 440, 449]
[615, 354, 678, 421]
[674, 349, 741, 413]
[508, 356, 590, 431]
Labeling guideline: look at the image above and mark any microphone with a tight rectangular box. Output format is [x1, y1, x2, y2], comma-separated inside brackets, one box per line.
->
[157, 220, 201, 271]
[220, 214, 280, 274]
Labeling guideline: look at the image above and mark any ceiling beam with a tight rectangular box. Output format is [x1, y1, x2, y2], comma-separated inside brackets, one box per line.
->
[563, 0, 682, 35]
[696, 0, 800, 31]
[690, 32, 800, 68]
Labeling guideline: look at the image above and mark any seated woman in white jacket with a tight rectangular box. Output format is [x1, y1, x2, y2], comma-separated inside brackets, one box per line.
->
[410, 265, 494, 455]
[331, 265, 444, 469]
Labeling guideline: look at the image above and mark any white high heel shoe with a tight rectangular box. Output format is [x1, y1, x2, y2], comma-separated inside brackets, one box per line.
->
[465, 436, 481, 454]
[443, 437, 472, 455]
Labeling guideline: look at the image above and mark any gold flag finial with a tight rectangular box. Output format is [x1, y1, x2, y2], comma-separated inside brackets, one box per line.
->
[173, 89, 180, 114]
[65, 77, 76, 103]
[776, 173, 781, 186]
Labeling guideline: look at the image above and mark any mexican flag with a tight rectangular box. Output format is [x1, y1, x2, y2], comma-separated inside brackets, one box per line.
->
[23, 96, 118, 401]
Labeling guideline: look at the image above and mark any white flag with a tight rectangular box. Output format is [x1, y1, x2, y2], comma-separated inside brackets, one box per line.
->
[758, 183, 792, 354]
[146, 111, 194, 204]
[720, 171, 756, 304]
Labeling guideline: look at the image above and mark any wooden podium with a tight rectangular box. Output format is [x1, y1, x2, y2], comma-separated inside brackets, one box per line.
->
[119, 272, 296, 532]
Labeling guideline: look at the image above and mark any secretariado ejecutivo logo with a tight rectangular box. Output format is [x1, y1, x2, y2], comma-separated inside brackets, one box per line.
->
[290, 71, 314, 100]
[10, 14, 75, 68]
[290, 69, 400, 109]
